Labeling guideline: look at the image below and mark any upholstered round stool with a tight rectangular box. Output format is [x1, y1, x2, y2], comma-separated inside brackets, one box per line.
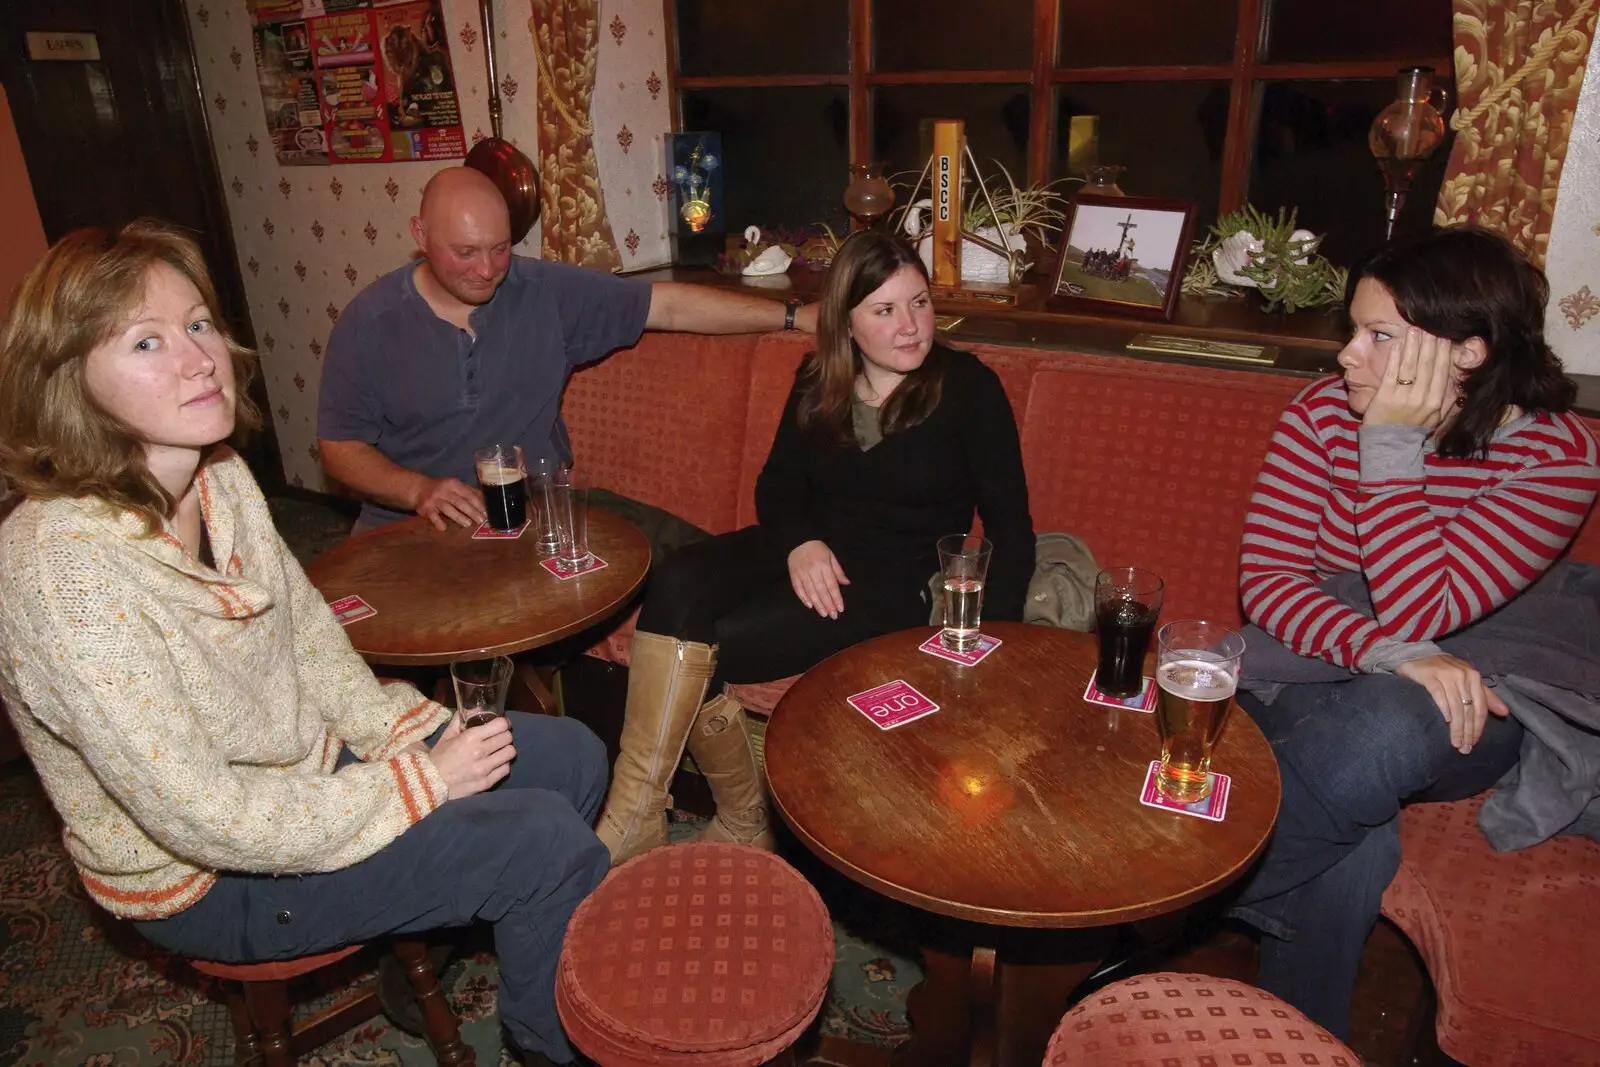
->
[1045, 972, 1360, 1066]
[556, 842, 833, 1067]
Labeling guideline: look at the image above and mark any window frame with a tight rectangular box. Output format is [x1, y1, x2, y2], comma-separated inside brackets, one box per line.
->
[663, 0, 1451, 222]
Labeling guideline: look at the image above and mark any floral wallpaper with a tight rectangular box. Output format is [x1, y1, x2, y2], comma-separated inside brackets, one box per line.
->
[185, 0, 672, 489]
[1546, 29, 1600, 375]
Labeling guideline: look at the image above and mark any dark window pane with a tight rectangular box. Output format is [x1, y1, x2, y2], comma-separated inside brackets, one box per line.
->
[874, 85, 1031, 195]
[1054, 82, 1228, 230]
[1264, 0, 1451, 63]
[874, 0, 1033, 70]
[1059, 0, 1237, 66]
[676, 0, 848, 77]
[680, 87, 850, 233]
[1249, 79, 1456, 265]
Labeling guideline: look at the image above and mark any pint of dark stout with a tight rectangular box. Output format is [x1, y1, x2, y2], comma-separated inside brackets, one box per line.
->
[474, 444, 527, 531]
[1093, 567, 1165, 697]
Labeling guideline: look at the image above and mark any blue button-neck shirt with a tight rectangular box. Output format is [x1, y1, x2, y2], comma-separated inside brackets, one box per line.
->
[317, 255, 652, 526]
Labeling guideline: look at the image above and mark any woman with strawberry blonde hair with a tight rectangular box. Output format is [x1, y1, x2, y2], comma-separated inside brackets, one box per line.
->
[0, 219, 607, 1066]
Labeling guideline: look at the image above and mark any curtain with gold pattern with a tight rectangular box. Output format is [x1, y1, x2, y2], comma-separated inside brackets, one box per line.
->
[526, 0, 622, 271]
[1434, 0, 1599, 267]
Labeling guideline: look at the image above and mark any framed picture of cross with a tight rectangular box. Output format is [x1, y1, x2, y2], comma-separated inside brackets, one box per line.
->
[1047, 194, 1197, 321]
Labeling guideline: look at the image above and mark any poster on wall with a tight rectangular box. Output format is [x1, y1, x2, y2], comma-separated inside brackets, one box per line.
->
[247, 0, 464, 166]
[252, 20, 328, 164]
[373, 1, 465, 160]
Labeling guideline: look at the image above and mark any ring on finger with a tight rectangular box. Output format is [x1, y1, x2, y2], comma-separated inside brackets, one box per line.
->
[1396, 377, 1417, 385]
[1462, 696, 1474, 706]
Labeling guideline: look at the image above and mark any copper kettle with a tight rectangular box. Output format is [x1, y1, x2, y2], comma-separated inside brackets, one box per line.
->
[464, 0, 539, 243]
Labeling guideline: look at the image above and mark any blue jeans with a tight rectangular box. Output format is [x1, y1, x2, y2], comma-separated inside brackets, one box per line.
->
[1231, 675, 1522, 1038]
[136, 712, 611, 1063]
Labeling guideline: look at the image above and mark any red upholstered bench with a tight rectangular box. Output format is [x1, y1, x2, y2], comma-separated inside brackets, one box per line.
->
[1381, 796, 1600, 1065]
[555, 841, 834, 1066]
[1045, 972, 1360, 1066]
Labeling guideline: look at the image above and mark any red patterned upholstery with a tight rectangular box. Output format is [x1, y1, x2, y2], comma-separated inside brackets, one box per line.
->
[564, 332, 762, 534]
[1380, 797, 1600, 1066]
[1045, 972, 1359, 1066]
[189, 944, 364, 982]
[555, 842, 833, 1067]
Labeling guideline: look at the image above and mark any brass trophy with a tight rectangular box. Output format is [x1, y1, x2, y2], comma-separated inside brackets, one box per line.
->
[897, 119, 1021, 306]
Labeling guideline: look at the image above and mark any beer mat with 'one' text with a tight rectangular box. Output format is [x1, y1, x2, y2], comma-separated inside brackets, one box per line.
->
[918, 632, 1002, 666]
[1138, 761, 1231, 822]
[471, 521, 530, 540]
[328, 594, 377, 626]
[1083, 671, 1157, 712]
[847, 680, 940, 731]
[538, 554, 609, 581]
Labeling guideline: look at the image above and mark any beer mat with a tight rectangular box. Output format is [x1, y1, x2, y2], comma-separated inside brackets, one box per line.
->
[1138, 761, 1231, 822]
[539, 553, 608, 580]
[471, 521, 530, 540]
[846, 680, 939, 731]
[918, 632, 1002, 666]
[1083, 671, 1156, 712]
[328, 594, 377, 626]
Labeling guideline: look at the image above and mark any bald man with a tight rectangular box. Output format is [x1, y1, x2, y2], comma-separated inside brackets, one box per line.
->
[318, 167, 816, 532]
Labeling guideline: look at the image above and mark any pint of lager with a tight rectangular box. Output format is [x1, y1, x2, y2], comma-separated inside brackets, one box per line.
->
[1153, 620, 1244, 803]
[474, 444, 527, 531]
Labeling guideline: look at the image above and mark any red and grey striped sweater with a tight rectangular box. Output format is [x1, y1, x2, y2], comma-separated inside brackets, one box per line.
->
[1239, 376, 1600, 669]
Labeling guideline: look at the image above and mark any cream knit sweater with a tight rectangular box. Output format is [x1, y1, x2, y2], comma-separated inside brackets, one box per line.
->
[0, 450, 451, 919]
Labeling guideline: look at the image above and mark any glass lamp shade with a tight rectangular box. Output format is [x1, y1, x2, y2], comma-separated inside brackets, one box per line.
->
[843, 164, 895, 223]
[1369, 66, 1447, 240]
[1079, 164, 1127, 197]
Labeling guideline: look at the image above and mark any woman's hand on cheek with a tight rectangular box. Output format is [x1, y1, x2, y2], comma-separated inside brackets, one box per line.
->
[1363, 327, 1455, 430]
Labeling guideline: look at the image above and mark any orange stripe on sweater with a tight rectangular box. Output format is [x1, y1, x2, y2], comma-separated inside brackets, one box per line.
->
[79, 868, 212, 906]
[389, 757, 422, 824]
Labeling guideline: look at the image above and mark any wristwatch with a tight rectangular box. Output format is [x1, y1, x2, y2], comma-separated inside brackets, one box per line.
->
[784, 298, 802, 331]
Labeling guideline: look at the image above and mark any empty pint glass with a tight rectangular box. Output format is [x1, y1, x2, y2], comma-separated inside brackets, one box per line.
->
[552, 468, 592, 572]
[451, 656, 514, 728]
[936, 534, 992, 653]
[528, 457, 564, 555]
[1154, 620, 1244, 803]
[1093, 567, 1164, 697]
[474, 445, 527, 532]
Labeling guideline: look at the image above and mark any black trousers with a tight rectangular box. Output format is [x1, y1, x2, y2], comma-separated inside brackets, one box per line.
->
[636, 526, 929, 688]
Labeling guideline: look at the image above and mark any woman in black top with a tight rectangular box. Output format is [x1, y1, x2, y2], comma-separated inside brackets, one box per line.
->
[596, 232, 1035, 862]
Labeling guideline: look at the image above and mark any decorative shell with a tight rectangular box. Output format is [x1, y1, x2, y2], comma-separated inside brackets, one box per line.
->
[742, 244, 793, 276]
[1213, 231, 1264, 288]
[1287, 229, 1321, 264]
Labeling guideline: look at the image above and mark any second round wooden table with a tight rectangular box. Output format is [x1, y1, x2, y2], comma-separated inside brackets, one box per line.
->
[764, 623, 1281, 1067]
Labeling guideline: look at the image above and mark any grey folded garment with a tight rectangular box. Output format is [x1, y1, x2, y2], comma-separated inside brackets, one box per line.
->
[1237, 561, 1600, 849]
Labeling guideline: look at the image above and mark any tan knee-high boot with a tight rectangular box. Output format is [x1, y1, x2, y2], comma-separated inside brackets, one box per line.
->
[689, 691, 775, 851]
[595, 631, 717, 864]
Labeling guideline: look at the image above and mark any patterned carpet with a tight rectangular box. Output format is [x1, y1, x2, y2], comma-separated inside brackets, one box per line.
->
[0, 496, 923, 1065]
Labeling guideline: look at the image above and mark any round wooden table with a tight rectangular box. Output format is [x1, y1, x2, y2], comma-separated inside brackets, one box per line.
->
[764, 622, 1280, 1067]
[304, 510, 650, 665]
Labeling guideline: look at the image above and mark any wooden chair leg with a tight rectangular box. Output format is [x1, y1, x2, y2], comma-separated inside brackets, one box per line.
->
[222, 984, 264, 1067]
[240, 979, 296, 1067]
[393, 938, 476, 1066]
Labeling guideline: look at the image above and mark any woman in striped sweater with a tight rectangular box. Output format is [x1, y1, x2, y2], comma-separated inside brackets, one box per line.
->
[1231, 226, 1600, 1036]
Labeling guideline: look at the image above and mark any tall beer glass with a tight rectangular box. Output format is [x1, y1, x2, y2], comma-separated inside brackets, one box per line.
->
[552, 468, 592, 572]
[474, 444, 527, 532]
[527, 457, 564, 555]
[1154, 620, 1244, 803]
[1093, 567, 1164, 697]
[936, 534, 992, 653]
